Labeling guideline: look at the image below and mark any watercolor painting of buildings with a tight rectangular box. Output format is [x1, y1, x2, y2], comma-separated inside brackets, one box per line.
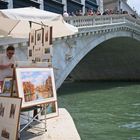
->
[16, 68, 57, 108]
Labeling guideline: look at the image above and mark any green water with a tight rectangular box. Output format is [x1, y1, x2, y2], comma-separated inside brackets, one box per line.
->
[57, 81, 140, 140]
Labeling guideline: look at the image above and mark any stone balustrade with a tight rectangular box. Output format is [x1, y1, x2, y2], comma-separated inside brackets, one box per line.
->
[64, 14, 140, 28]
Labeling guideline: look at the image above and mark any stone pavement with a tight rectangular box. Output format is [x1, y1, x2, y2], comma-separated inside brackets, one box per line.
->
[20, 108, 81, 140]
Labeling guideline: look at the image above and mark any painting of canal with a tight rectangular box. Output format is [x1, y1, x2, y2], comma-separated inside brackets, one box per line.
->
[16, 68, 56, 108]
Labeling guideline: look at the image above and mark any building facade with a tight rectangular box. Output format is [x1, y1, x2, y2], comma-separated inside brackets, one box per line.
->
[0, 0, 137, 17]
[0, 0, 99, 14]
[103, 0, 137, 16]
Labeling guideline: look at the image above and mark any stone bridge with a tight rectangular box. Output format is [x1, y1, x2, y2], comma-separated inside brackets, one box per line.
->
[0, 14, 140, 89]
[54, 14, 140, 88]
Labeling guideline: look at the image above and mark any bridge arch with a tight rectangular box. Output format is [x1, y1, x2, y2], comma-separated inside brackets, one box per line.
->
[54, 29, 140, 89]
[70, 37, 140, 81]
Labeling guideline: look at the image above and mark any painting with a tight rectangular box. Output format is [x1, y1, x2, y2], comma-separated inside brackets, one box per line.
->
[1, 77, 13, 96]
[43, 26, 49, 47]
[40, 101, 58, 119]
[34, 45, 43, 62]
[33, 46, 42, 62]
[35, 29, 43, 45]
[29, 29, 35, 47]
[43, 26, 53, 46]
[0, 96, 22, 140]
[42, 47, 52, 62]
[15, 68, 57, 108]
[49, 26, 53, 45]
[28, 48, 34, 61]
[29, 49, 32, 57]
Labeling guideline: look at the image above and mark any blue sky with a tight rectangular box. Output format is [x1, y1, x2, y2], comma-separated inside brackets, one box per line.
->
[127, 0, 140, 15]
[21, 71, 51, 86]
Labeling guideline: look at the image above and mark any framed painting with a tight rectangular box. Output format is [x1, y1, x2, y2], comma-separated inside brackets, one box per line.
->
[43, 26, 53, 46]
[35, 29, 43, 45]
[29, 29, 35, 47]
[28, 49, 32, 57]
[44, 47, 50, 54]
[43, 26, 49, 47]
[34, 57, 41, 62]
[1, 77, 13, 96]
[34, 45, 42, 55]
[40, 101, 58, 119]
[15, 67, 57, 108]
[34, 46, 43, 62]
[49, 26, 53, 45]
[0, 96, 22, 140]
[27, 48, 34, 61]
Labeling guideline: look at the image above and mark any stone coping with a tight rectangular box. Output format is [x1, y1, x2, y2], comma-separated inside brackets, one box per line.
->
[20, 108, 81, 140]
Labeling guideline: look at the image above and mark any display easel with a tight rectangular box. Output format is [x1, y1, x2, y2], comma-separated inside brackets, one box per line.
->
[20, 104, 47, 133]
[16, 24, 55, 136]
[11, 66, 48, 135]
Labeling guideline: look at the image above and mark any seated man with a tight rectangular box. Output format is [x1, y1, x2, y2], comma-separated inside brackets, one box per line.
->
[0, 45, 16, 92]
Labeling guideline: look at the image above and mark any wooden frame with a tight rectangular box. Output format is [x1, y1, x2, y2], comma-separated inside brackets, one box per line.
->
[1, 77, 13, 96]
[35, 29, 43, 45]
[15, 68, 57, 108]
[0, 96, 22, 140]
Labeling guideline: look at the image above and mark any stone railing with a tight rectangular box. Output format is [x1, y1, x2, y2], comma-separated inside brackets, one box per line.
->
[64, 14, 140, 28]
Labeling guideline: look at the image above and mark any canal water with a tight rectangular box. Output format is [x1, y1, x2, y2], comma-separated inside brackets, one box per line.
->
[57, 81, 140, 140]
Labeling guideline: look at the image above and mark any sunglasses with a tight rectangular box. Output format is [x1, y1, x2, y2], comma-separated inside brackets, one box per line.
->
[8, 52, 14, 55]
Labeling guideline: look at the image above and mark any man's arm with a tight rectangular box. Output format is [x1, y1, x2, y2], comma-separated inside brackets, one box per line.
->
[0, 63, 13, 69]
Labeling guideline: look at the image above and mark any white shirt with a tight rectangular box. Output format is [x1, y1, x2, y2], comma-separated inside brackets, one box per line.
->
[0, 54, 16, 81]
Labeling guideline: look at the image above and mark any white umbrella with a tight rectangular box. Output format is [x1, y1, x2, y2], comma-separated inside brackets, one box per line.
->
[0, 7, 78, 38]
[0, 17, 18, 37]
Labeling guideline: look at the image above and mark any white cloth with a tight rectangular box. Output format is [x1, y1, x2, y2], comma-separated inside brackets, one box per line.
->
[0, 54, 16, 81]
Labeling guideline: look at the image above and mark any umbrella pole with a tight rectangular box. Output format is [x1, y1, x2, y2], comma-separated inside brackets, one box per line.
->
[8, 20, 20, 35]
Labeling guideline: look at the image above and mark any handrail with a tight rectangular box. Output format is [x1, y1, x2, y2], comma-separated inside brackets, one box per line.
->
[64, 14, 140, 28]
